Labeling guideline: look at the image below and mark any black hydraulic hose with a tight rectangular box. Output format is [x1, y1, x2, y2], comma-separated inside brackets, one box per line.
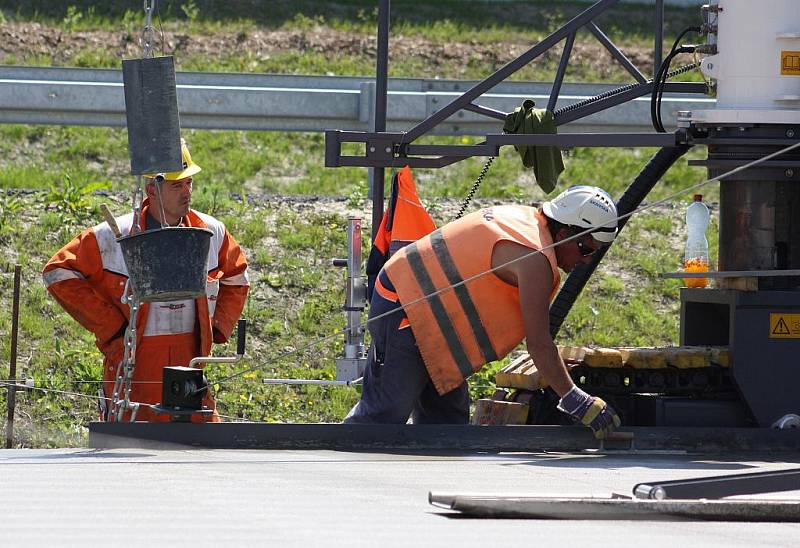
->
[548, 144, 692, 338]
[651, 25, 701, 132]
[652, 46, 697, 132]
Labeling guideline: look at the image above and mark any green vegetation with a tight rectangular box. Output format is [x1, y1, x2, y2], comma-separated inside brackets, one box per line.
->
[0, 125, 712, 203]
[0, 1, 717, 447]
[0, 0, 705, 82]
[0, 1, 704, 38]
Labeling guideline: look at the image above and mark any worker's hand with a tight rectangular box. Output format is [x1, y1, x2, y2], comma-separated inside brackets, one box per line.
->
[557, 386, 621, 439]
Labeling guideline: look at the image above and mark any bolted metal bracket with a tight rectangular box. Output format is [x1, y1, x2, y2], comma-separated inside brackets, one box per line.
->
[335, 357, 367, 383]
[333, 217, 368, 382]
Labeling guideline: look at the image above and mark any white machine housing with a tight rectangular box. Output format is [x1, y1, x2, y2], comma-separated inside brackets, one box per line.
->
[692, 0, 800, 124]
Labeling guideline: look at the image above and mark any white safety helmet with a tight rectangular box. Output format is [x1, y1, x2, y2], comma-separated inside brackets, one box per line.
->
[542, 185, 618, 243]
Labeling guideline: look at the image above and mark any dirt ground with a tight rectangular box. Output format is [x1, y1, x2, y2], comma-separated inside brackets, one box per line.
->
[0, 21, 653, 78]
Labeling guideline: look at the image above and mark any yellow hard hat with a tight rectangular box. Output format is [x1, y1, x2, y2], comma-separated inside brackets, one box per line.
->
[145, 138, 202, 181]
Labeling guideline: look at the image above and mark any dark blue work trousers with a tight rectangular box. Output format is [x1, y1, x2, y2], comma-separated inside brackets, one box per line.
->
[343, 277, 470, 424]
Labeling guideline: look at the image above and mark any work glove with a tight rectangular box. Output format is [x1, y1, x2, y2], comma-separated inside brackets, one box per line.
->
[557, 386, 621, 439]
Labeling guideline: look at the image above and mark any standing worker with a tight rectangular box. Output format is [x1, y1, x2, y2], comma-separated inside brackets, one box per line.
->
[345, 185, 622, 439]
[42, 139, 249, 422]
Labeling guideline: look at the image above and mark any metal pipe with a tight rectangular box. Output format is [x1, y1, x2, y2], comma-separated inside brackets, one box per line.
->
[343, 217, 366, 359]
[262, 378, 362, 387]
[555, 81, 705, 126]
[486, 133, 677, 147]
[374, 0, 389, 135]
[463, 102, 507, 121]
[586, 22, 647, 84]
[5, 265, 20, 449]
[548, 32, 576, 113]
[655, 0, 664, 78]
[633, 468, 800, 500]
[371, 0, 390, 241]
[188, 355, 242, 369]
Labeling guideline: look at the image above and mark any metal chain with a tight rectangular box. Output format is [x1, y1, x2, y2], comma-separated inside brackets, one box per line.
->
[108, 281, 141, 422]
[454, 155, 495, 221]
[140, 0, 157, 59]
[131, 181, 144, 235]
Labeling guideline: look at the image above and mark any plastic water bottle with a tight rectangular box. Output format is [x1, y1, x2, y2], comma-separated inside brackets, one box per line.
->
[683, 194, 710, 288]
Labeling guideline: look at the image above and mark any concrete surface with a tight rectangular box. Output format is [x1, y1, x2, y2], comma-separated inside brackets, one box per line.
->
[1, 448, 799, 547]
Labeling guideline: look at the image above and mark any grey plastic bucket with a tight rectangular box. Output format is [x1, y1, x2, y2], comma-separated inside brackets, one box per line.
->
[118, 227, 213, 302]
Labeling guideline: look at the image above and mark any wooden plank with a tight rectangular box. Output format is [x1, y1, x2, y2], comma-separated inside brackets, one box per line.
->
[583, 347, 624, 368]
[496, 367, 547, 391]
[559, 346, 587, 363]
[496, 353, 537, 389]
[500, 353, 531, 374]
[710, 347, 730, 367]
[472, 399, 529, 425]
[495, 346, 730, 390]
[619, 348, 668, 369]
[665, 347, 711, 369]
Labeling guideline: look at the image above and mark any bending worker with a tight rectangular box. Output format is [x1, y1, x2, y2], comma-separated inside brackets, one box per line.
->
[42, 139, 249, 422]
[345, 185, 621, 438]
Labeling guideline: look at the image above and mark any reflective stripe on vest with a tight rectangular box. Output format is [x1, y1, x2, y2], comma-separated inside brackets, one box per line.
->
[385, 206, 560, 395]
[404, 232, 498, 380]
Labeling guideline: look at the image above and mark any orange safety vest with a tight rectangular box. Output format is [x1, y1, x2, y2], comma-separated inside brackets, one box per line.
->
[366, 166, 436, 300]
[384, 205, 561, 395]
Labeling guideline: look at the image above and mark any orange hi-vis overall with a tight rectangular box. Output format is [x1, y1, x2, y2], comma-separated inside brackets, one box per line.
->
[42, 199, 249, 422]
[384, 205, 561, 395]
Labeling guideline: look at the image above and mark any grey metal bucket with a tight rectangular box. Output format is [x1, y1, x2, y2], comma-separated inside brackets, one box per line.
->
[118, 227, 213, 302]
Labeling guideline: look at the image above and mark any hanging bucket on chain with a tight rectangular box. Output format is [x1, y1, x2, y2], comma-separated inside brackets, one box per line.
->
[118, 227, 213, 302]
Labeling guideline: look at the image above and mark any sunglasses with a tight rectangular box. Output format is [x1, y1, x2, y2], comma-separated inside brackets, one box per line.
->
[576, 239, 597, 257]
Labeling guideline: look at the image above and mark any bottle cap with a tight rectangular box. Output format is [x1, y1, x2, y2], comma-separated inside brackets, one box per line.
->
[693, 194, 702, 201]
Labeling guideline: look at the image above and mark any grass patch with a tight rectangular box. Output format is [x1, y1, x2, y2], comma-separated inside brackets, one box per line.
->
[0, 125, 714, 206]
[0, 1, 701, 34]
[0, 1, 706, 82]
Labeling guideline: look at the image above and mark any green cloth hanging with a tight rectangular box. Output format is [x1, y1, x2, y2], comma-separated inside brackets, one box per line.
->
[503, 99, 564, 194]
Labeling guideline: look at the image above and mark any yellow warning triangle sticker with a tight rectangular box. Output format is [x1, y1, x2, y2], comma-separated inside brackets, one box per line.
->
[773, 317, 791, 335]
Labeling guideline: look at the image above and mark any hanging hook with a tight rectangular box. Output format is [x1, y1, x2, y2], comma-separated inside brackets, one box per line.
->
[143, 0, 156, 25]
[141, 0, 157, 58]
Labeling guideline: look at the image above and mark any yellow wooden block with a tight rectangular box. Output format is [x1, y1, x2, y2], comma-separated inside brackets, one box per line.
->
[496, 354, 535, 389]
[665, 347, 710, 368]
[583, 347, 624, 368]
[619, 348, 668, 369]
[472, 399, 529, 425]
[558, 345, 587, 364]
[710, 347, 730, 367]
[495, 367, 546, 391]
[494, 353, 553, 391]
[501, 353, 531, 374]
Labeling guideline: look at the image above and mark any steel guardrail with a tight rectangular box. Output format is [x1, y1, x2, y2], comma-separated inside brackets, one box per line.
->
[0, 65, 714, 134]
